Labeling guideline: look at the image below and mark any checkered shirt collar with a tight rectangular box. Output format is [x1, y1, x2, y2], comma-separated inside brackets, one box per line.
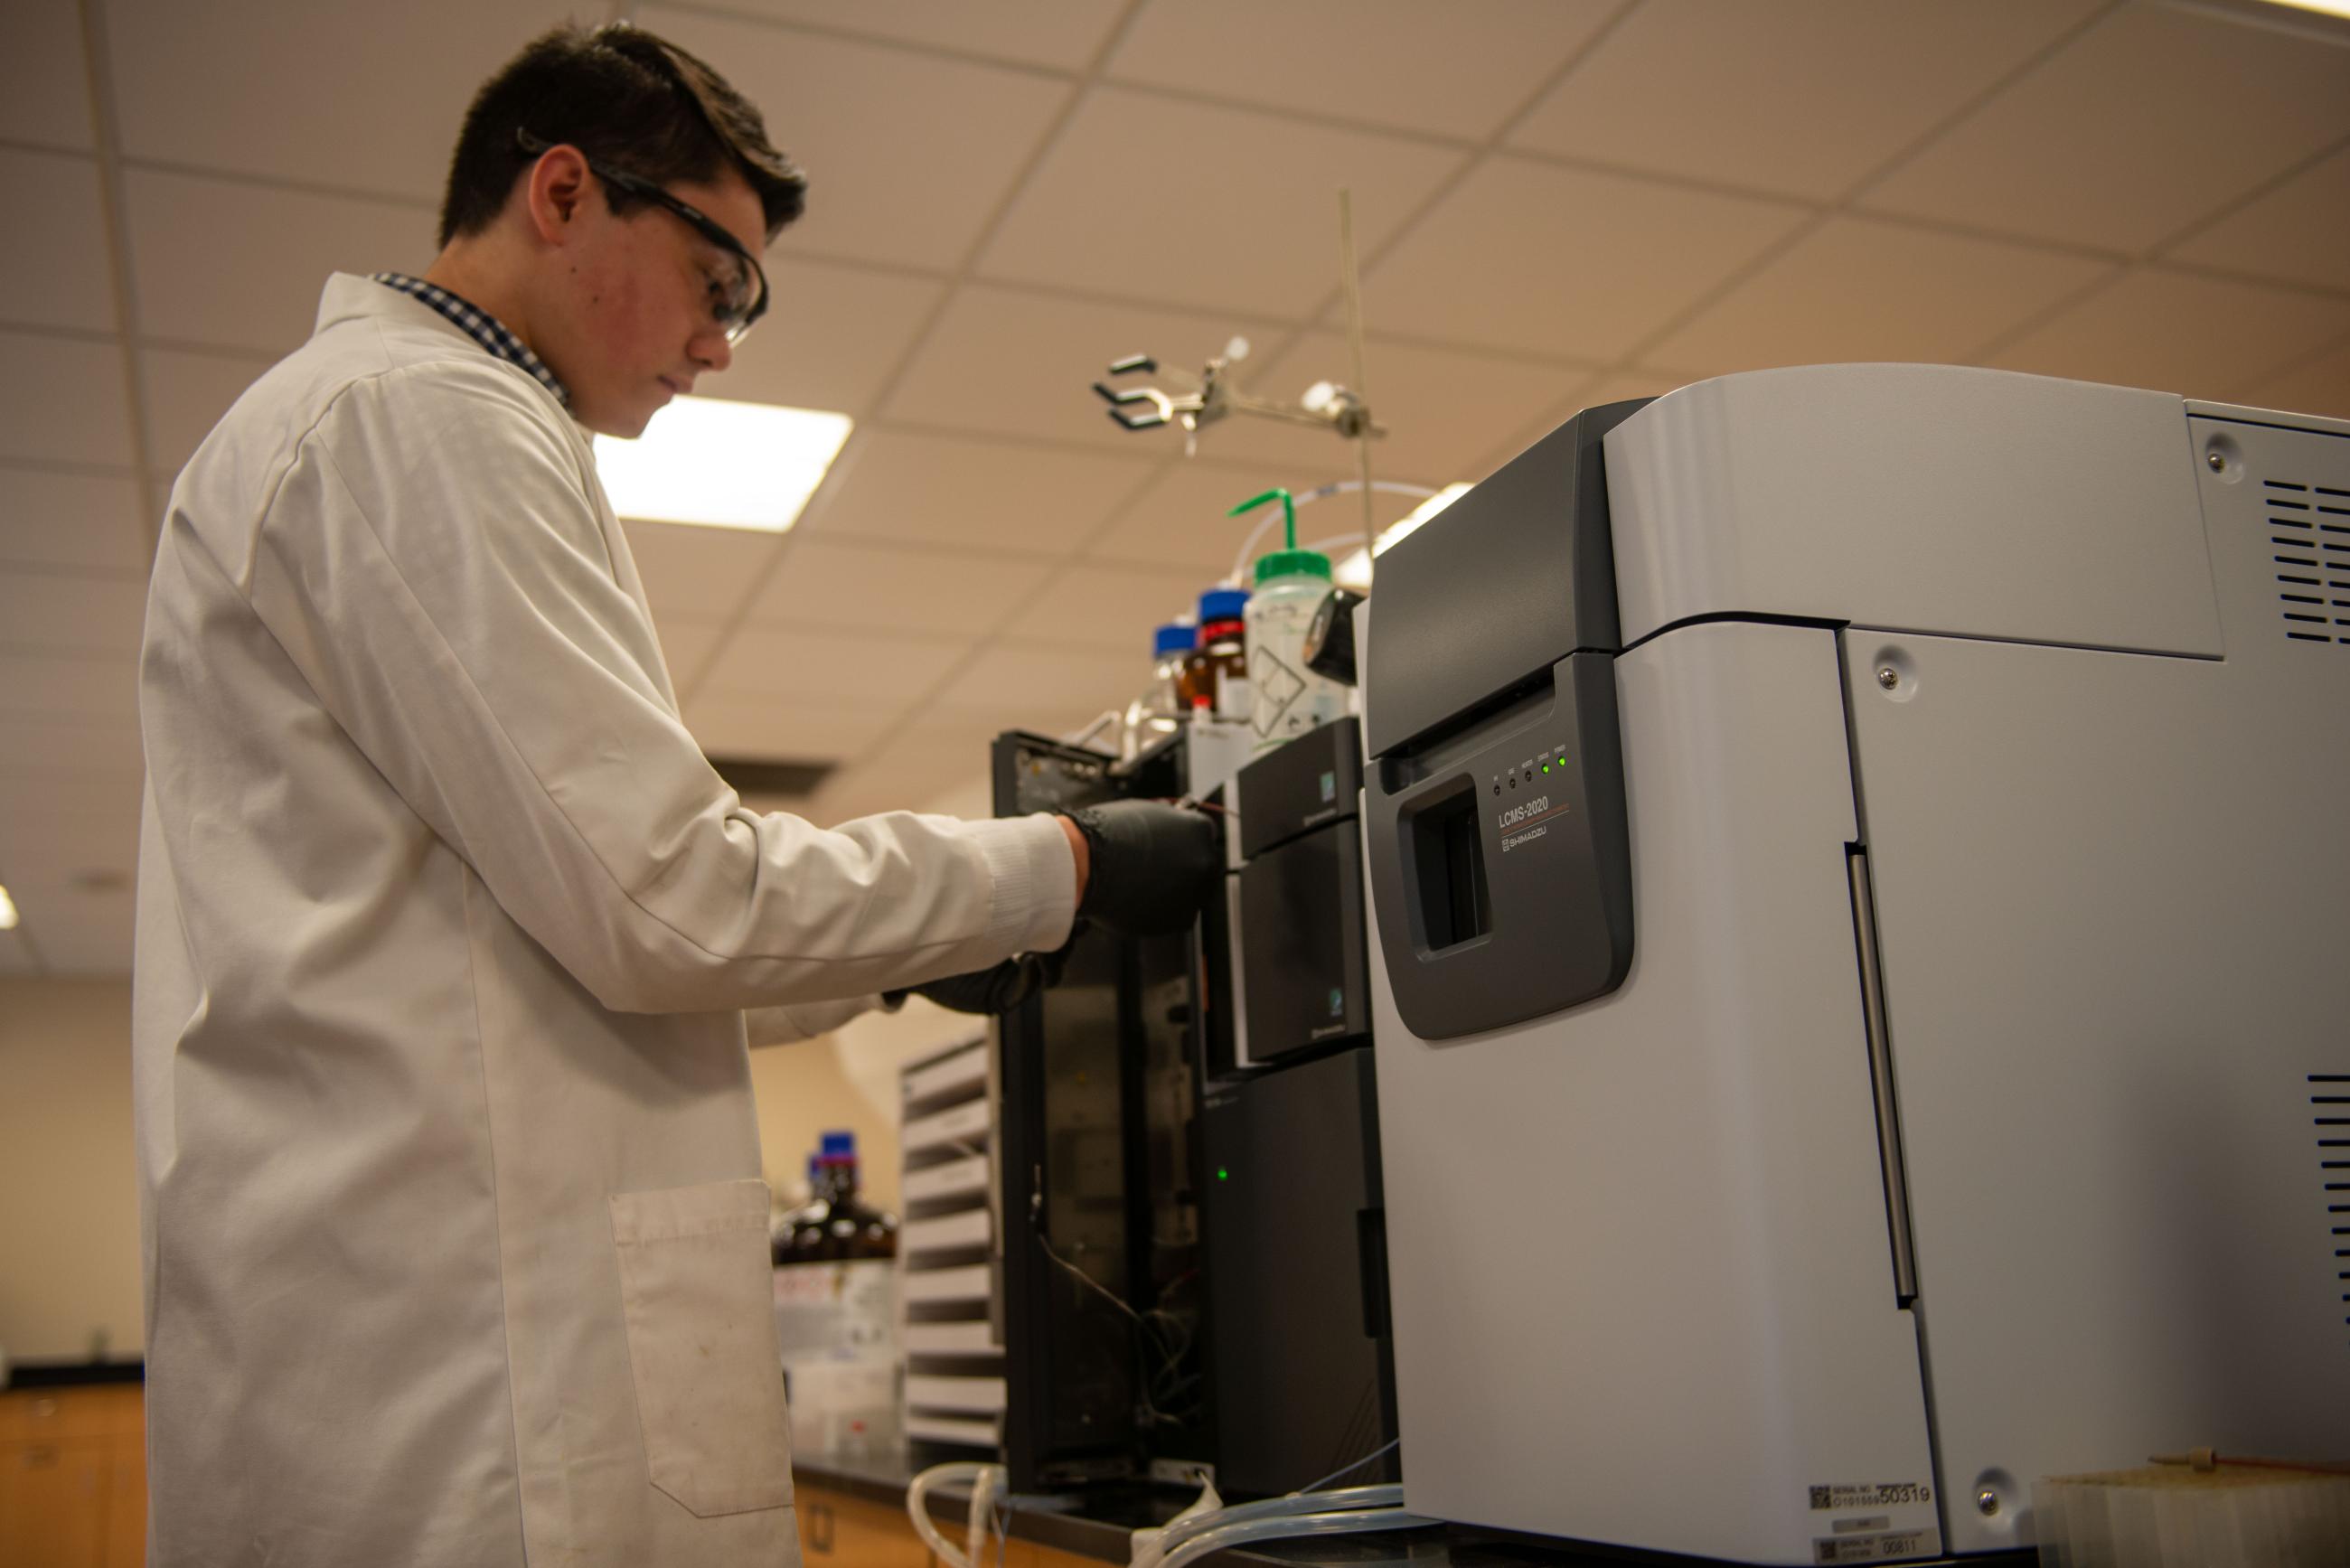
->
[370, 272, 568, 407]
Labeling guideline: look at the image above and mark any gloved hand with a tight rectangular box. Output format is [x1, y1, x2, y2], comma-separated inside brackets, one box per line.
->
[892, 930, 1084, 1016]
[1066, 800, 1221, 936]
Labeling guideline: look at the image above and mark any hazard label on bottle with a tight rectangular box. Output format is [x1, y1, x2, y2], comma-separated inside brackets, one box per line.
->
[1250, 649, 1304, 737]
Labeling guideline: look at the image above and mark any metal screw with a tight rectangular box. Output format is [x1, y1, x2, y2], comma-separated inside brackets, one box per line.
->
[1877, 667, 1900, 690]
[1976, 1488, 2000, 1516]
[2208, 451, 2227, 471]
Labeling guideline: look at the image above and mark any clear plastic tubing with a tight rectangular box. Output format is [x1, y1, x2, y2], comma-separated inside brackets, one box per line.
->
[1157, 1507, 1440, 1568]
[905, 1460, 1001, 1568]
[1149, 1485, 1404, 1562]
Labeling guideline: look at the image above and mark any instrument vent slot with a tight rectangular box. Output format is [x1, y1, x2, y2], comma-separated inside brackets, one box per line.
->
[2266, 482, 2350, 645]
[2317, 1074, 2350, 1339]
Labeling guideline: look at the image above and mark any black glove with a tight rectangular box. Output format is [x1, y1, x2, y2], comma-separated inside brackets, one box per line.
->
[891, 930, 1085, 1016]
[1067, 800, 1222, 936]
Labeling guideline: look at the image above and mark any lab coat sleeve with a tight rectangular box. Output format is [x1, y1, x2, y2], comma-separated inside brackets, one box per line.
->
[242, 360, 1075, 1013]
[741, 995, 902, 1047]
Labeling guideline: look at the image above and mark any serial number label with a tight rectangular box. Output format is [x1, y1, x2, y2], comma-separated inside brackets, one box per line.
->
[1809, 1483, 1932, 1511]
[1814, 1531, 1933, 1564]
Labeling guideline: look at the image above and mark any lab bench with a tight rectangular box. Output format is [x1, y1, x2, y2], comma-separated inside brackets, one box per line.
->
[0, 1380, 146, 1568]
[795, 1448, 2026, 1567]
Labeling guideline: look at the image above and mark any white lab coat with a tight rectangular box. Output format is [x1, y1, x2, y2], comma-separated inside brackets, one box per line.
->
[132, 274, 1074, 1566]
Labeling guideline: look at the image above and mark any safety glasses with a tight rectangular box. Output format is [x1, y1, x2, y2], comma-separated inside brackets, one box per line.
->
[518, 129, 770, 343]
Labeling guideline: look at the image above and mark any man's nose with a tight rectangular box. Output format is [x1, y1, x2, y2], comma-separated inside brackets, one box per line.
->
[691, 331, 732, 375]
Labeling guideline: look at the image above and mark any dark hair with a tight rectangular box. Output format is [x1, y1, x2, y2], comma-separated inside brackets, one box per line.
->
[438, 23, 807, 249]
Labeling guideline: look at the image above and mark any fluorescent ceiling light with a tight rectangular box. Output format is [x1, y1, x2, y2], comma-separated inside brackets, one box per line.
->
[2163, 0, 2350, 35]
[1335, 483, 1474, 587]
[0, 883, 17, 932]
[594, 396, 851, 532]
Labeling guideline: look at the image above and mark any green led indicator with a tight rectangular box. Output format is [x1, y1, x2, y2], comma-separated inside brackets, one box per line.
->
[1542, 762, 1551, 774]
[1217, 1167, 1229, 1181]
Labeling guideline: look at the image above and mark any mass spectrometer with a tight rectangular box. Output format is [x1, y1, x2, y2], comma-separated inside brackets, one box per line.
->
[1361, 365, 2350, 1564]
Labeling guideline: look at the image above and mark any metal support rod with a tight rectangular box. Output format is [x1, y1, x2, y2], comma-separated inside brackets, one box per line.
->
[1337, 189, 1377, 571]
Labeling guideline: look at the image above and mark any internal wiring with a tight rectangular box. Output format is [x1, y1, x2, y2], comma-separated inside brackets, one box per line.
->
[1034, 1226, 1201, 1427]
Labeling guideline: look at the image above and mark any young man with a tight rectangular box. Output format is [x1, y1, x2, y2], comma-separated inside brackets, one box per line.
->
[132, 24, 1214, 1565]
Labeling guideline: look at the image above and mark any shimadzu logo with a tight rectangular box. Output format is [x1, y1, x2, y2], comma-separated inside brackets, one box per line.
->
[1499, 795, 1548, 830]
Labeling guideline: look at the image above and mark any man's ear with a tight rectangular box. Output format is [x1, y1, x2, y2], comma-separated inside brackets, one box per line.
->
[522, 145, 593, 245]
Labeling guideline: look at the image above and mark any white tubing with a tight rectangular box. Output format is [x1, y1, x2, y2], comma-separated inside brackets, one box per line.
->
[967, 1464, 997, 1567]
[1228, 480, 1439, 587]
[906, 1460, 1003, 1568]
[1142, 1484, 1404, 1567]
[1127, 1471, 1225, 1568]
[1157, 1507, 1439, 1568]
[1298, 532, 1368, 557]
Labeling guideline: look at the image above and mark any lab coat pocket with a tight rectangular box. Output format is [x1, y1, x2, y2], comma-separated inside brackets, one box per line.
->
[609, 1178, 795, 1517]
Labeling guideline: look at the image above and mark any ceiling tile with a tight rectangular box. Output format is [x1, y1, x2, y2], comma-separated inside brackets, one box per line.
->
[689, 0, 1128, 71]
[861, 697, 1110, 783]
[642, 5, 1072, 271]
[801, 729, 1005, 829]
[1576, 370, 1693, 407]
[911, 699, 1112, 753]
[0, 151, 115, 333]
[1086, 458, 1425, 575]
[800, 427, 1156, 555]
[652, 618, 728, 692]
[1360, 155, 1809, 361]
[930, 641, 1133, 715]
[622, 519, 787, 625]
[1859, 5, 2350, 255]
[0, 0, 92, 151]
[0, 870, 134, 974]
[1454, 367, 1720, 481]
[1511, 0, 2104, 202]
[0, 712, 148, 779]
[0, 573, 147, 660]
[744, 537, 1055, 637]
[697, 624, 972, 706]
[884, 284, 1285, 448]
[2167, 146, 2350, 295]
[1205, 332, 1590, 480]
[2239, 334, 2350, 422]
[1008, 561, 1208, 652]
[0, 653, 137, 726]
[1646, 217, 2117, 377]
[142, 347, 273, 474]
[6, 796, 143, 876]
[107, 0, 578, 202]
[715, 257, 945, 416]
[1984, 268, 2350, 397]
[0, 769, 145, 848]
[681, 694, 900, 762]
[0, 332, 132, 469]
[0, 469, 149, 575]
[976, 89, 1466, 320]
[1107, 0, 1616, 141]
[126, 170, 431, 353]
[1, 810, 142, 881]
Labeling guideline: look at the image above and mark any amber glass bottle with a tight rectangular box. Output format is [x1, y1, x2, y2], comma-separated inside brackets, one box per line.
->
[790, 1131, 898, 1262]
[1183, 587, 1251, 720]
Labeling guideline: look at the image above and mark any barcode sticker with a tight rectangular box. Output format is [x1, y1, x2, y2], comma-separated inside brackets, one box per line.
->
[1813, 1530, 1933, 1564]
